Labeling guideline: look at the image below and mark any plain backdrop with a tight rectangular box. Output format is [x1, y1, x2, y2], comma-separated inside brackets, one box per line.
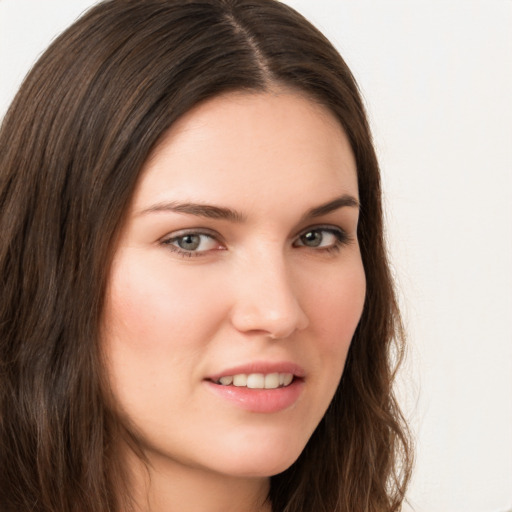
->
[1, 1, 511, 511]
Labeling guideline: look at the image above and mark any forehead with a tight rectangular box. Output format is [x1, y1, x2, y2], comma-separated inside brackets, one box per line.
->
[131, 91, 358, 214]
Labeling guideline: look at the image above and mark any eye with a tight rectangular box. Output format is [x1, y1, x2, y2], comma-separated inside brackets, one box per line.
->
[293, 227, 349, 251]
[161, 231, 223, 257]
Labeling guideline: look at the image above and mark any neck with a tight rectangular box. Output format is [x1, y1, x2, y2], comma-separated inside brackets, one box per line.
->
[123, 446, 272, 512]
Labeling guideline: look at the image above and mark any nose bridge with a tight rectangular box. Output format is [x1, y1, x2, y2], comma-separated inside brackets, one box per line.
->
[230, 244, 309, 338]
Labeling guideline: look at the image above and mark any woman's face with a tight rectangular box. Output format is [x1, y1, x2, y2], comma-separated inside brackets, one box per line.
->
[103, 91, 366, 481]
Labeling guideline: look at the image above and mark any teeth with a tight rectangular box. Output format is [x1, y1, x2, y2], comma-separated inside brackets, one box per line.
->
[282, 373, 293, 386]
[264, 373, 279, 389]
[217, 372, 294, 389]
[247, 373, 264, 389]
[233, 374, 247, 387]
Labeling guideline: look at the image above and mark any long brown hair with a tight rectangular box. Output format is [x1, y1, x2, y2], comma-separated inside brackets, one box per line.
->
[0, 1, 412, 510]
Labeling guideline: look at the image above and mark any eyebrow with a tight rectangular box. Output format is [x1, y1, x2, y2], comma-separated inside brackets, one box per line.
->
[138, 194, 359, 222]
[139, 201, 246, 222]
[301, 195, 360, 220]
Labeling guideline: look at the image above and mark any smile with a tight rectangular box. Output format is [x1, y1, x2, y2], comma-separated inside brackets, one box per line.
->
[215, 373, 294, 389]
[205, 373, 304, 413]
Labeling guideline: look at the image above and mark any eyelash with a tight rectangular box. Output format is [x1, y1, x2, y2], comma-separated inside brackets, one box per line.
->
[160, 226, 351, 258]
[293, 226, 351, 253]
[160, 230, 221, 258]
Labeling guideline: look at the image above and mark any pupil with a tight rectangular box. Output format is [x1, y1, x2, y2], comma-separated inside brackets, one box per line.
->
[302, 231, 322, 247]
[179, 234, 200, 250]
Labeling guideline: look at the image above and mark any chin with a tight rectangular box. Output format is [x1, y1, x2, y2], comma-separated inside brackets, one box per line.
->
[213, 434, 307, 478]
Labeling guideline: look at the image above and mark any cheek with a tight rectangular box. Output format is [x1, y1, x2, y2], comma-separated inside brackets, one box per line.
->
[301, 256, 366, 395]
[313, 261, 365, 392]
[103, 253, 222, 353]
[308, 258, 366, 346]
[101, 253, 225, 412]
[101, 255, 223, 427]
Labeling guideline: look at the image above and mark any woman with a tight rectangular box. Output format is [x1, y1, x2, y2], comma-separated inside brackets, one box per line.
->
[0, 1, 412, 511]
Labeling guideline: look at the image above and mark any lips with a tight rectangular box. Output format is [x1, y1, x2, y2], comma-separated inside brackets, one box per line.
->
[204, 362, 305, 413]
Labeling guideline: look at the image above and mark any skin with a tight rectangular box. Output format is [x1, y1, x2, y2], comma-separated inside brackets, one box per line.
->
[102, 90, 366, 512]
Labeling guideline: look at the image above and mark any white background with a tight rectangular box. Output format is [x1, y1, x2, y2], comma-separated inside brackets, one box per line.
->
[1, 1, 511, 511]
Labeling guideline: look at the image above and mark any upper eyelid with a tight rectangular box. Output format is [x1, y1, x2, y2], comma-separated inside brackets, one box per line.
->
[159, 224, 350, 247]
[294, 224, 347, 237]
[294, 225, 348, 243]
[160, 227, 221, 243]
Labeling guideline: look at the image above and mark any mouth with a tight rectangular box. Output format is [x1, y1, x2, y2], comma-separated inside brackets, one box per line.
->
[210, 372, 295, 389]
[204, 362, 306, 412]
[204, 369, 304, 413]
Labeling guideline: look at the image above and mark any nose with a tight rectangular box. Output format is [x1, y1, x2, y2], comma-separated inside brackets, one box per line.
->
[229, 250, 309, 339]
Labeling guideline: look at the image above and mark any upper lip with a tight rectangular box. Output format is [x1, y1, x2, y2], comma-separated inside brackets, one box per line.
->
[206, 361, 306, 382]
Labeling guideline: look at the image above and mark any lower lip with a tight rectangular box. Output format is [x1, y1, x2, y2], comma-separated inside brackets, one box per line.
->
[204, 379, 304, 413]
